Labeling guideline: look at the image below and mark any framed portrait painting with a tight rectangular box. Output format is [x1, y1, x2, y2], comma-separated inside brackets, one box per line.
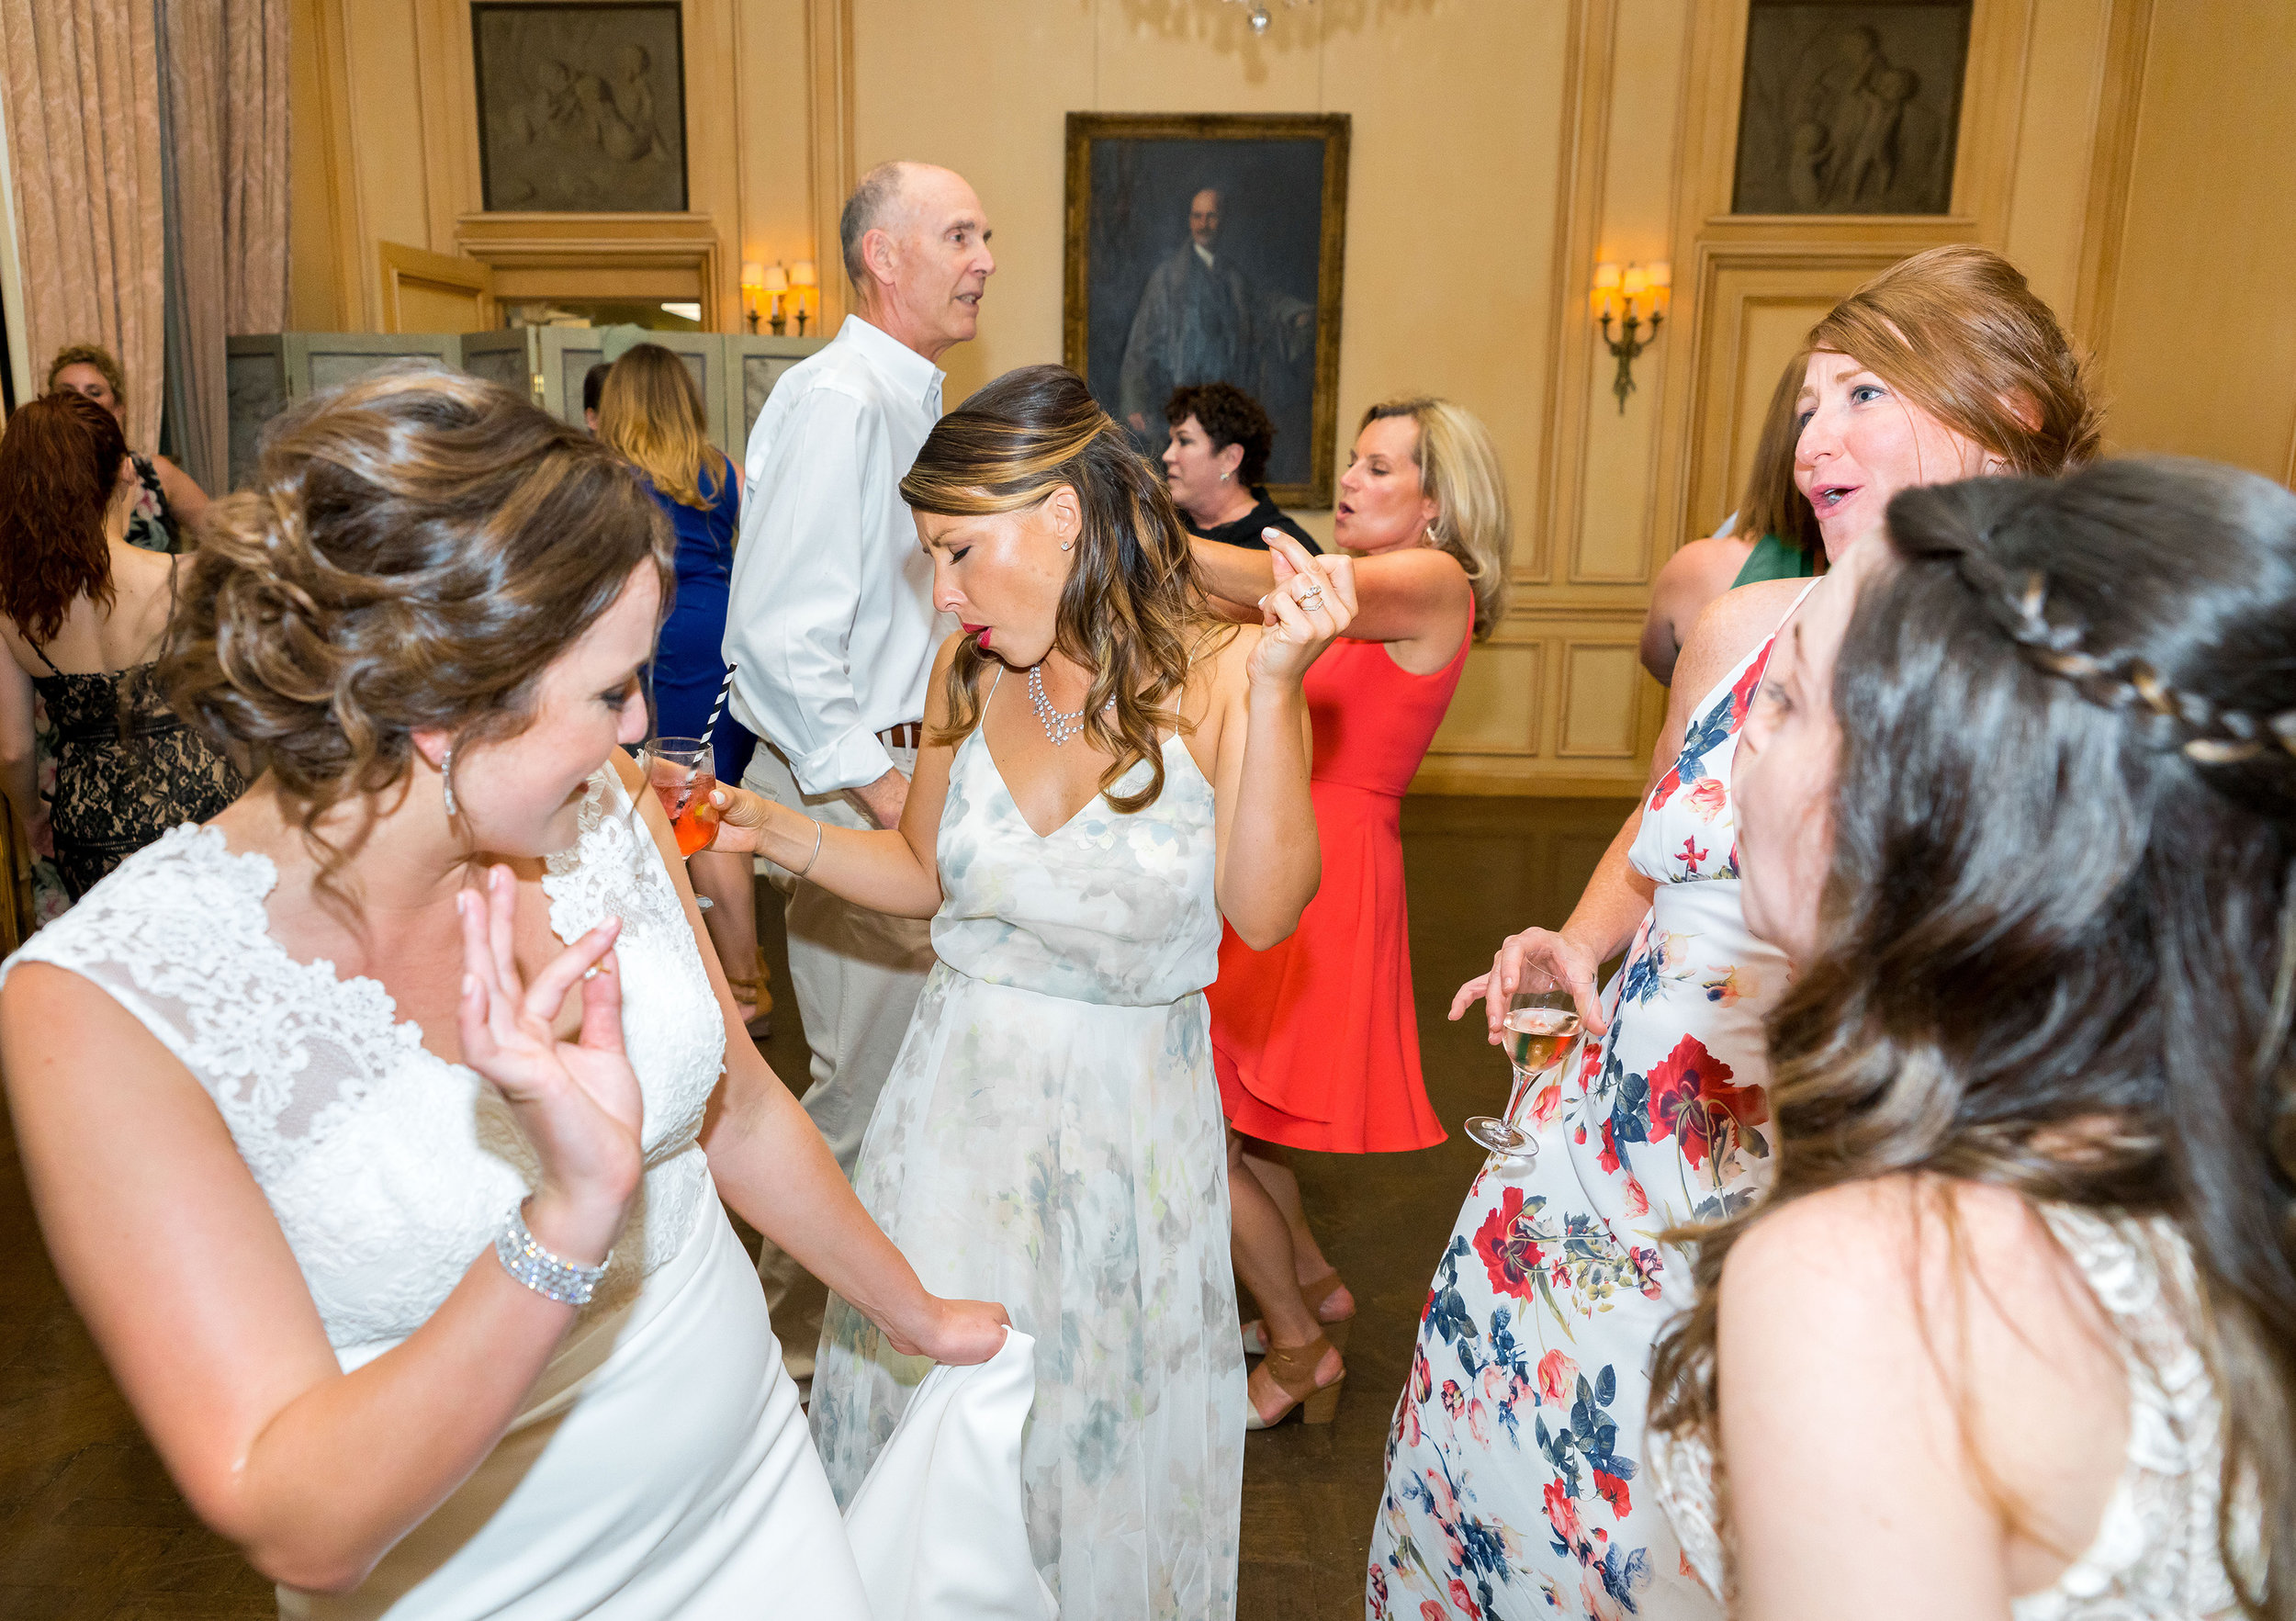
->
[1064, 113, 1350, 509]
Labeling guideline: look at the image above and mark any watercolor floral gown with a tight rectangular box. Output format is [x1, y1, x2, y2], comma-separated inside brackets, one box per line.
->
[1369, 596, 1810, 1621]
[811, 695, 1245, 1621]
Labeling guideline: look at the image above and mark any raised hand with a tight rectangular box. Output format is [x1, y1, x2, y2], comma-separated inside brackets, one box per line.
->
[1449, 925, 1609, 1042]
[1247, 529, 1357, 689]
[456, 864, 644, 1261]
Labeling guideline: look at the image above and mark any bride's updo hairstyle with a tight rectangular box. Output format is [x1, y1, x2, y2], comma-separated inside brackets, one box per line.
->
[163, 366, 672, 882]
[902, 363, 1217, 814]
[1652, 459, 2296, 1613]
[1806, 242, 2100, 478]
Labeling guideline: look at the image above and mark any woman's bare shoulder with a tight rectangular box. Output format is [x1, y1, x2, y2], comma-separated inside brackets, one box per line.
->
[1722, 1175, 2119, 1395]
[1176, 618, 1255, 726]
[1656, 534, 1756, 601]
[1672, 576, 1815, 702]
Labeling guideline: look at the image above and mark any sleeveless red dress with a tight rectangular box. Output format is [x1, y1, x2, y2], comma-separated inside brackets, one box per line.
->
[1210, 619, 1469, 1152]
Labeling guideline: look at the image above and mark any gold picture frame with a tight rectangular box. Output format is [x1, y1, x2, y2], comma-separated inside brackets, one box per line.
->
[1064, 112, 1350, 510]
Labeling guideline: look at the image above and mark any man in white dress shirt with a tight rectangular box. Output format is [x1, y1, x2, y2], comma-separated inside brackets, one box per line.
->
[724, 161, 994, 1382]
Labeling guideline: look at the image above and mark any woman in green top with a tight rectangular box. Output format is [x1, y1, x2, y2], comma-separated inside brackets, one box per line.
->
[1638, 352, 1824, 684]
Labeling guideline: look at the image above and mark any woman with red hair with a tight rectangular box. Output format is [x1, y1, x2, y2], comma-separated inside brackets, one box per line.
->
[0, 393, 239, 899]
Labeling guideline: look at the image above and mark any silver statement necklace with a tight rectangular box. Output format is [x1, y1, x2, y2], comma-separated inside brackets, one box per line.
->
[1028, 662, 1112, 747]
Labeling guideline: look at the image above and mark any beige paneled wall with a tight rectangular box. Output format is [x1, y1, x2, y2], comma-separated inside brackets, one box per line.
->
[288, 0, 822, 334]
[277, 0, 2296, 793]
[2092, 0, 2296, 478]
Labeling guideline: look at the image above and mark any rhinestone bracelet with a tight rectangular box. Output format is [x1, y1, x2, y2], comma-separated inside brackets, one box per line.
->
[494, 1202, 611, 1306]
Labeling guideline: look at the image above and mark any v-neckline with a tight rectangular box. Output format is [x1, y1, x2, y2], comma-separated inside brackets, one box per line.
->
[974, 725, 1151, 842]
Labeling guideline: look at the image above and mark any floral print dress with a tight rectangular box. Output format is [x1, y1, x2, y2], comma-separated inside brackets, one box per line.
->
[811, 705, 1244, 1620]
[1369, 594, 1811, 1621]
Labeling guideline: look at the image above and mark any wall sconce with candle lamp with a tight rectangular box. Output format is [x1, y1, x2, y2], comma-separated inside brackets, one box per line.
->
[740, 262, 766, 333]
[1592, 260, 1670, 414]
[759, 264, 791, 335]
[790, 260, 818, 336]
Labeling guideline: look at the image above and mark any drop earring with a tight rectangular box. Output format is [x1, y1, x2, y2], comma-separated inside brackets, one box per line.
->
[441, 744, 459, 818]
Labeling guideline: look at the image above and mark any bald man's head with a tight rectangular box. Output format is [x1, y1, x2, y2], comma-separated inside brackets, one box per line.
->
[838, 162, 996, 362]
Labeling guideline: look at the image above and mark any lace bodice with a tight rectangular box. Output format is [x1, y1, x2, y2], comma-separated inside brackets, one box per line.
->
[1650, 1205, 2254, 1617]
[930, 722, 1220, 1007]
[1, 768, 726, 1368]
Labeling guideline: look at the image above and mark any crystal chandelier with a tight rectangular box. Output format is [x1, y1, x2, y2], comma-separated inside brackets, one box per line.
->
[1224, 0, 1313, 33]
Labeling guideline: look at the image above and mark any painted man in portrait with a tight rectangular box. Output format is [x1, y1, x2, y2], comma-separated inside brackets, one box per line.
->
[1118, 186, 1313, 453]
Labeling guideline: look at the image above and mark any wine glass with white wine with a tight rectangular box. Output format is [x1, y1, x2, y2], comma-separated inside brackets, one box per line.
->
[1464, 987, 1582, 1162]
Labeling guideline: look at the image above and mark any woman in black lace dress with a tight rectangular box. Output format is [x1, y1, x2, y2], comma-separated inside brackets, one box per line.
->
[0, 393, 240, 902]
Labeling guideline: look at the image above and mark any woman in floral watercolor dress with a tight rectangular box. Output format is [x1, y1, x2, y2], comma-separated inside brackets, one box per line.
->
[1368, 245, 2100, 1621]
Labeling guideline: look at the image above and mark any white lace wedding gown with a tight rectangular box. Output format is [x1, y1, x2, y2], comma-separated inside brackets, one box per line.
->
[810, 709, 1246, 1621]
[3, 769, 871, 1619]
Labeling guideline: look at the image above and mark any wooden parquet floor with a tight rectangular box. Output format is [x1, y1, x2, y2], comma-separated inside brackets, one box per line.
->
[0, 795, 1630, 1619]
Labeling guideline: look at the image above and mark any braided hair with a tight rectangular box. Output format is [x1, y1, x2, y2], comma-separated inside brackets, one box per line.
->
[1652, 458, 2296, 1615]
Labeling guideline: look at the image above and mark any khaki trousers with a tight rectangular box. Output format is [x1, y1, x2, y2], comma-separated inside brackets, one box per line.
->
[742, 743, 935, 1386]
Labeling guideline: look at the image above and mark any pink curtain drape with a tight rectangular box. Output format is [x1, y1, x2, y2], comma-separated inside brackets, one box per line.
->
[162, 0, 288, 496]
[222, 0, 288, 335]
[0, 0, 166, 452]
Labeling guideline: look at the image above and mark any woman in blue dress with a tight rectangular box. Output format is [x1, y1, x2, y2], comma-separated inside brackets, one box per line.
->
[597, 344, 770, 1034]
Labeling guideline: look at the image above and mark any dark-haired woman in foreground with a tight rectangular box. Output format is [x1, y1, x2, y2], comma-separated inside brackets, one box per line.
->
[1649, 458, 2287, 1616]
[0, 392, 239, 900]
[0, 369, 1005, 1617]
[704, 364, 1354, 1619]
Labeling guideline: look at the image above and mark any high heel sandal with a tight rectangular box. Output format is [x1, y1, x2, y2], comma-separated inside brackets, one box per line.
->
[1244, 1333, 1345, 1430]
[723, 948, 775, 1041]
[1242, 1271, 1353, 1356]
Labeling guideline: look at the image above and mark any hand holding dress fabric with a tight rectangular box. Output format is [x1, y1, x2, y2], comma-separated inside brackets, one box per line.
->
[880, 1291, 1013, 1365]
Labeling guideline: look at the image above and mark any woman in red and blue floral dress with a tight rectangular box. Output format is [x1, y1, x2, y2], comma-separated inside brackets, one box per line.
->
[1368, 244, 2100, 1621]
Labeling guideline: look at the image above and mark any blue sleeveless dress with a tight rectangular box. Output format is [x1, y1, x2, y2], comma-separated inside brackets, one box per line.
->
[646, 461, 756, 784]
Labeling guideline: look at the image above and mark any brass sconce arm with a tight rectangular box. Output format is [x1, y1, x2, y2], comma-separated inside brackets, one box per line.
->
[1601, 307, 1661, 415]
[1590, 260, 1670, 415]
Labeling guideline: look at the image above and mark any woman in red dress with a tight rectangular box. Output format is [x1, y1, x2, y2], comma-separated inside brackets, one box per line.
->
[1192, 397, 1512, 1427]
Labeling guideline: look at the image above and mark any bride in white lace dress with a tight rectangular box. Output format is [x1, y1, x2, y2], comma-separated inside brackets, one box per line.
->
[705, 366, 1355, 1619]
[1642, 463, 2287, 1615]
[0, 370, 1007, 1619]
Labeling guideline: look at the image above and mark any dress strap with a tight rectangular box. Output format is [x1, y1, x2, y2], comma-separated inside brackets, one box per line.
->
[27, 639, 62, 677]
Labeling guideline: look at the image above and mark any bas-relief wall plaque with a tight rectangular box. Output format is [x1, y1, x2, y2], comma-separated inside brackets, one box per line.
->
[1733, 0, 1971, 216]
[473, 3, 688, 213]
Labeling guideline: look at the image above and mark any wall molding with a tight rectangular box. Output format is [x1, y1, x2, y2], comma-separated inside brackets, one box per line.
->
[455, 212, 724, 321]
[2069, 0, 2155, 356]
[806, 0, 854, 332]
[1528, 0, 1609, 589]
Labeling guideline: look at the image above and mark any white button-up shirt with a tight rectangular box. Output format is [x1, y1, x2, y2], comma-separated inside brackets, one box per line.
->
[723, 315, 950, 794]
